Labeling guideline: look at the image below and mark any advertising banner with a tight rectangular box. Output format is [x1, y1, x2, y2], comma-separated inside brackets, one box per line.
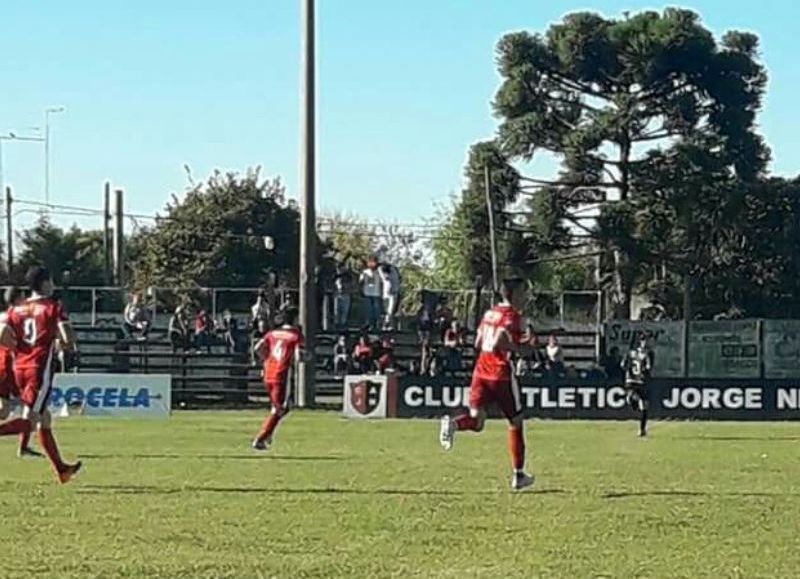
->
[604, 321, 685, 377]
[51, 374, 171, 418]
[688, 320, 760, 378]
[763, 320, 800, 379]
[390, 376, 800, 421]
[342, 375, 389, 419]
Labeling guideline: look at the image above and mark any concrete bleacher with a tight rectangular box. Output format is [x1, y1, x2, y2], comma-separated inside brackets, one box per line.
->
[70, 322, 600, 408]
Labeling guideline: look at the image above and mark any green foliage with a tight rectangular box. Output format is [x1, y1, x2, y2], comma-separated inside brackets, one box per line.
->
[15, 216, 106, 285]
[129, 168, 300, 289]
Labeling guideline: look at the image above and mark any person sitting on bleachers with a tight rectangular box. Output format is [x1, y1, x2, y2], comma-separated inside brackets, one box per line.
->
[434, 295, 454, 342]
[352, 334, 373, 374]
[374, 336, 395, 374]
[219, 309, 241, 354]
[122, 292, 151, 341]
[545, 332, 565, 376]
[516, 324, 544, 377]
[168, 304, 191, 352]
[193, 309, 214, 353]
[332, 334, 349, 377]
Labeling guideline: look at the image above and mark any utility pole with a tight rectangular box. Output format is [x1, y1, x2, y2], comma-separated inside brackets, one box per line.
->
[484, 165, 499, 292]
[113, 188, 125, 286]
[297, 0, 317, 408]
[44, 107, 65, 207]
[5, 187, 12, 276]
[103, 182, 111, 285]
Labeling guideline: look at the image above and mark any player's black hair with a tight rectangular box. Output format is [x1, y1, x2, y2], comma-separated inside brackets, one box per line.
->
[25, 266, 51, 294]
[278, 307, 299, 326]
[2, 286, 21, 308]
[499, 277, 525, 302]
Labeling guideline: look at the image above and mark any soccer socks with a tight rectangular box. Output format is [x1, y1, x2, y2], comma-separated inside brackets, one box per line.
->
[19, 430, 31, 452]
[509, 427, 525, 472]
[38, 428, 66, 473]
[454, 414, 480, 431]
[257, 413, 282, 443]
[0, 417, 31, 436]
[639, 409, 648, 435]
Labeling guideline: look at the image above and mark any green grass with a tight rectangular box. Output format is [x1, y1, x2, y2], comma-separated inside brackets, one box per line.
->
[1, 412, 800, 578]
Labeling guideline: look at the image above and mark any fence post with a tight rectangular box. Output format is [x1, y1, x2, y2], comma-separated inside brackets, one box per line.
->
[91, 288, 97, 327]
[212, 289, 218, 321]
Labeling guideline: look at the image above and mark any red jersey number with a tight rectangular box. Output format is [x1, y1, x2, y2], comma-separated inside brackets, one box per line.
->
[474, 305, 522, 382]
[264, 328, 304, 383]
[8, 298, 67, 369]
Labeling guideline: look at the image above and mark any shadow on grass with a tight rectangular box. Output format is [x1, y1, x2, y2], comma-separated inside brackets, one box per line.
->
[76, 484, 570, 497]
[77, 453, 344, 461]
[675, 435, 800, 442]
[603, 490, 800, 500]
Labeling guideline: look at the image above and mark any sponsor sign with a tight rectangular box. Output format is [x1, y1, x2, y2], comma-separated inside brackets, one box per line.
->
[391, 376, 800, 421]
[763, 320, 800, 379]
[51, 374, 171, 418]
[342, 375, 388, 419]
[688, 320, 760, 379]
[605, 321, 685, 378]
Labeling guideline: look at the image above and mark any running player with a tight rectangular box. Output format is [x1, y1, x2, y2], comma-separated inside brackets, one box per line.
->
[439, 278, 535, 491]
[0, 266, 81, 483]
[621, 334, 654, 438]
[0, 286, 41, 457]
[251, 307, 305, 451]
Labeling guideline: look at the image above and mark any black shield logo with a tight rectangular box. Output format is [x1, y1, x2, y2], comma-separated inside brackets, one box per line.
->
[349, 380, 382, 415]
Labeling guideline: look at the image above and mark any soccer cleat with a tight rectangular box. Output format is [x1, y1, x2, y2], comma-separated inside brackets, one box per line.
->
[251, 438, 269, 452]
[511, 471, 535, 492]
[638, 428, 648, 438]
[58, 461, 82, 485]
[439, 416, 455, 451]
[18, 447, 43, 459]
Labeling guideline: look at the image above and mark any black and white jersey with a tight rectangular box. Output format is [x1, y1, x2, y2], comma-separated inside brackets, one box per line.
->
[622, 348, 653, 386]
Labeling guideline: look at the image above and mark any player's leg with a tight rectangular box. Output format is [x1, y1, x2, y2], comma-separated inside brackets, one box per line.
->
[499, 378, 534, 491]
[0, 395, 10, 421]
[440, 376, 487, 451]
[0, 383, 33, 437]
[638, 387, 649, 437]
[34, 408, 82, 483]
[253, 380, 289, 450]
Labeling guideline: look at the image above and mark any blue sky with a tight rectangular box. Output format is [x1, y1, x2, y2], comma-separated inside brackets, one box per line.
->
[2, 1, 800, 232]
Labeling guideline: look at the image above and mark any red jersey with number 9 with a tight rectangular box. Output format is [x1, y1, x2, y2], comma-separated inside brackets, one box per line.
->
[474, 304, 522, 382]
[7, 298, 68, 369]
[263, 326, 304, 384]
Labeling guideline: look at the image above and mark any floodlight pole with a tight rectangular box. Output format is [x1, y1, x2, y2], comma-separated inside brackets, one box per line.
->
[297, 0, 317, 408]
[484, 165, 499, 292]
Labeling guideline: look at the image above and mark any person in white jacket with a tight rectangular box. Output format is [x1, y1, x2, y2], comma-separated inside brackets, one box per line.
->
[379, 263, 400, 331]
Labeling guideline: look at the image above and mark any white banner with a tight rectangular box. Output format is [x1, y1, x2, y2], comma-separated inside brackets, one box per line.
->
[342, 375, 387, 419]
[50, 374, 171, 418]
[605, 321, 685, 378]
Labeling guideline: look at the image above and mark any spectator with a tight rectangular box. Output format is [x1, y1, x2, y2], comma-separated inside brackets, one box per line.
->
[379, 263, 401, 331]
[333, 261, 354, 331]
[332, 335, 349, 377]
[359, 257, 383, 331]
[352, 334, 373, 374]
[416, 290, 436, 343]
[194, 309, 213, 353]
[443, 320, 465, 375]
[434, 296, 454, 341]
[219, 309, 240, 354]
[251, 291, 272, 336]
[374, 336, 395, 374]
[122, 292, 151, 340]
[545, 333, 565, 375]
[419, 335, 433, 376]
[602, 346, 625, 382]
[516, 324, 544, 377]
[168, 304, 191, 352]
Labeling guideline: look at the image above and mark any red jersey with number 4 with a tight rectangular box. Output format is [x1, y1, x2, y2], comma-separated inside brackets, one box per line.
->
[263, 326, 304, 384]
[474, 304, 522, 382]
[7, 298, 67, 369]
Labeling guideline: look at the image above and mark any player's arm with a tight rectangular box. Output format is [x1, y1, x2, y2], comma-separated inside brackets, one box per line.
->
[58, 320, 77, 352]
[253, 337, 267, 360]
[0, 320, 16, 349]
[296, 335, 311, 362]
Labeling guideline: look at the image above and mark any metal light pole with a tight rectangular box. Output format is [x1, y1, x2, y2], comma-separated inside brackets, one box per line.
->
[44, 106, 65, 207]
[297, 0, 317, 408]
[484, 165, 499, 292]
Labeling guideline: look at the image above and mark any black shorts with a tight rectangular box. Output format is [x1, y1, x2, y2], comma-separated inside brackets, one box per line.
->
[625, 382, 650, 403]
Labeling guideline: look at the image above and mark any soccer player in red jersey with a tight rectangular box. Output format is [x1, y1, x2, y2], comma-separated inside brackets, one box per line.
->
[0, 266, 81, 483]
[251, 307, 306, 451]
[0, 286, 41, 458]
[439, 278, 535, 491]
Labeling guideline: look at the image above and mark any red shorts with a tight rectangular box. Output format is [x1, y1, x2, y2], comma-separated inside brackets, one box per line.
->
[265, 379, 291, 412]
[15, 365, 55, 414]
[469, 374, 523, 420]
[0, 371, 17, 399]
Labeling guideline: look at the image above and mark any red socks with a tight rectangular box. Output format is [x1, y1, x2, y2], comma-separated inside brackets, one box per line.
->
[509, 427, 525, 471]
[454, 415, 480, 431]
[257, 413, 282, 443]
[0, 417, 31, 436]
[38, 428, 66, 474]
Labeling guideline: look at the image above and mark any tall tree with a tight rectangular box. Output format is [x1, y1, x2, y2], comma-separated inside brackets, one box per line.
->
[492, 8, 769, 318]
[129, 168, 300, 289]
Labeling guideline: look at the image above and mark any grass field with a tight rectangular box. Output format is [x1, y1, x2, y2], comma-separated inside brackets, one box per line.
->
[1, 412, 800, 578]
